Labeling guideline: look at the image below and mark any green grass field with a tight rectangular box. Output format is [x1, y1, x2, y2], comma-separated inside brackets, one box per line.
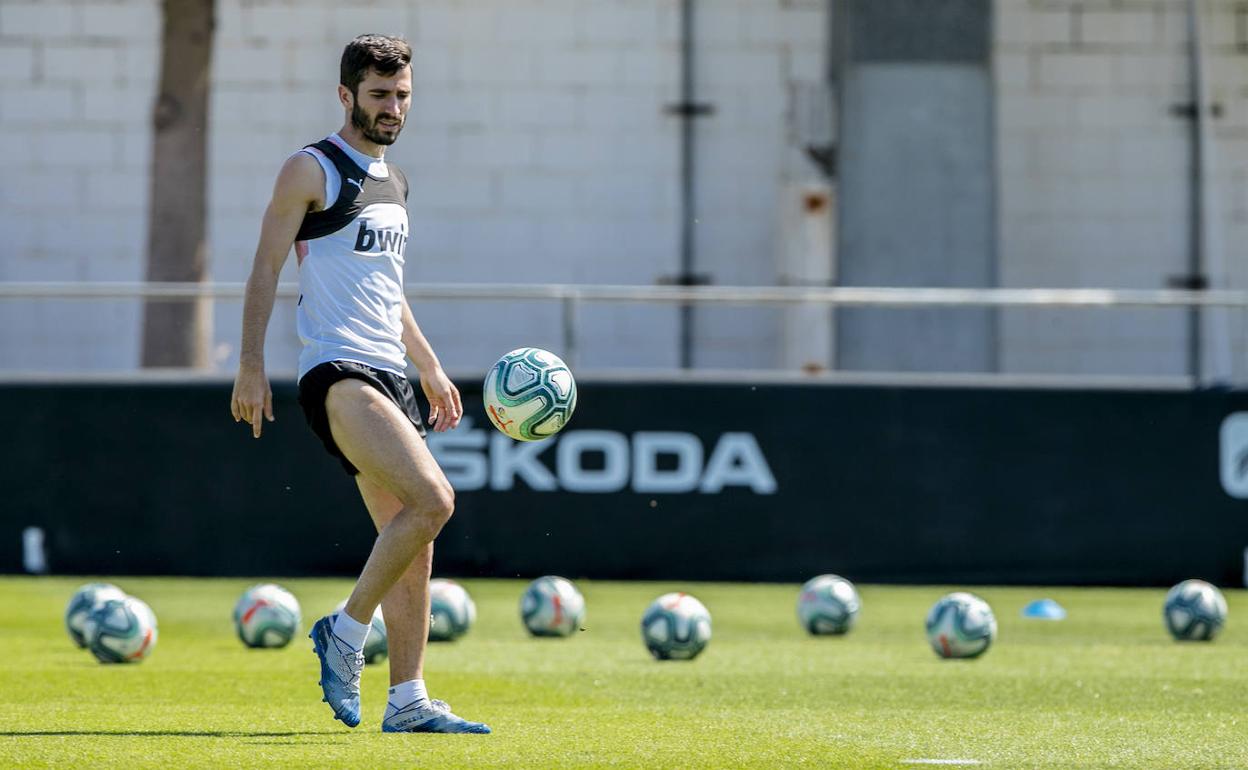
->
[2, 577, 1245, 769]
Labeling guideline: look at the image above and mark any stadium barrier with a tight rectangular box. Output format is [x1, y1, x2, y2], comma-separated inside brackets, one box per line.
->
[3, 378, 1247, 586]
[3, 280, 1248, 374]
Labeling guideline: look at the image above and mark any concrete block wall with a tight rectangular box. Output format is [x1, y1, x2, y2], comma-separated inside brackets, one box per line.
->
[9, 0, 1242, 380]
[0, 0, 158, 370]
[209, 0, 827, 377]
[994, 0, 1248, 378]
[690, 0, 826, 370]
[0, 0, 824, 375]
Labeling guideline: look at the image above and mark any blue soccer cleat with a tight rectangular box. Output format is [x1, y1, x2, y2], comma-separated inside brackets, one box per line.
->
[309, 615, 364, 728]
[382, 698, 492, 734]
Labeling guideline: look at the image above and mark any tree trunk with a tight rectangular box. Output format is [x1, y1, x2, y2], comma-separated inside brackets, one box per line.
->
[141, 0, 214, 368]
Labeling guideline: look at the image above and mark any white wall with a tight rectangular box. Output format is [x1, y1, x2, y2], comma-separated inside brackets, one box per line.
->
[8, 0, 1242, 380]
[994, 0, 1248, 378]
[687, 0, 826, 369]
[0, 0, 158, 370]
[0, 0, 824, 376]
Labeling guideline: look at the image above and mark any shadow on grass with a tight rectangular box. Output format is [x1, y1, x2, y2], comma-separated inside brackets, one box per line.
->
[1, 731, 340, 738]
[239, 739, 342, 746]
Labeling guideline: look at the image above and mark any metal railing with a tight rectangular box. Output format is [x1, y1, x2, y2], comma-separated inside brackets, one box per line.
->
[2, 281, 1242, 383]
[5, 281, 1248, 307]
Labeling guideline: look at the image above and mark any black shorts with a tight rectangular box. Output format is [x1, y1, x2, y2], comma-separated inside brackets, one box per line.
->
[297, 360, 427, 476]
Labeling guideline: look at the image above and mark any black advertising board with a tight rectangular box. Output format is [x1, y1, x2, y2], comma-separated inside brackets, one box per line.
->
[2, 379, 1246, 586]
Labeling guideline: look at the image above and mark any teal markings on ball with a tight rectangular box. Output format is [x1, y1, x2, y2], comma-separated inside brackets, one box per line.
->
[640, 592, 711, 661]
[83, 596, 158, 664]
[483, 347, 577, 442]
[233, 584, 301, 649]
[65, 582, 127, 648]
[925, 592, 996, 659]
[797, 574, 861, 635]
[428, 578, 476, 642]
[1163, 579, 1227, 641]
[520, 576, 585, 637]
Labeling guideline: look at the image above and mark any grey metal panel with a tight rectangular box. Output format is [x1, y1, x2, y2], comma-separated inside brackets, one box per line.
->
[846, 0, 991, 62]
[836, 63, 996, 371]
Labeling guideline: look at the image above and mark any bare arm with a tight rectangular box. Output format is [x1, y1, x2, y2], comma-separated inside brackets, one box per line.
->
[401, 295, 462, 432]
[230, 153, 324, 438]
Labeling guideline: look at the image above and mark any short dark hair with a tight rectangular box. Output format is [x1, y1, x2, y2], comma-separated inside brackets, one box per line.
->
[340, 34, 412, 95]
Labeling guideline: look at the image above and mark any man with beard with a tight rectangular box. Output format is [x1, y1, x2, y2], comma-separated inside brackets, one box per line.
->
[230, 34, 489, 735]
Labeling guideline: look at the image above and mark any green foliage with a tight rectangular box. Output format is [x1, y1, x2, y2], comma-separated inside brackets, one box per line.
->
[2, 578, 1245, 769]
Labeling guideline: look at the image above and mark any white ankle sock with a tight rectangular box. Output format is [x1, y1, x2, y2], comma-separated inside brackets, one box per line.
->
[331, 609, 371, 652]
[386, 679, 430, 712]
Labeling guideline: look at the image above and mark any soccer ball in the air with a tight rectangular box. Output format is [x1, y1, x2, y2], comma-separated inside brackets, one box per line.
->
[233, 583, 301, 649]
[483, 347, 577, 441]
[428, 578, 476, 642]
[65, 582, 127, 648]
[1164, 579, 1227, 641]
[797, 574, 861, 635]
[332, 601, 388, 663]
[925, 592, 996, 659]
[641, 592, 712, 661]
[82, 596, 158, 663]
[520, 575, 585, 637]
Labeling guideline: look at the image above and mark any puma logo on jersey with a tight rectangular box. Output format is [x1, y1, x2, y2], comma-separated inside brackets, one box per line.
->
[345, 177, 364, 193]
[354, 221, 407, 254]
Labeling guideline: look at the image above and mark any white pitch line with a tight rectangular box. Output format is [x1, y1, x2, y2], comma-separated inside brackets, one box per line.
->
[901, 760, 983, 766]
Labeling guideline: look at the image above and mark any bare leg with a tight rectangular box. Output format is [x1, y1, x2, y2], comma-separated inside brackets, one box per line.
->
[357, 473, 433, 686]
[317, 381, 489, 734]
[324, 379, 454, 626]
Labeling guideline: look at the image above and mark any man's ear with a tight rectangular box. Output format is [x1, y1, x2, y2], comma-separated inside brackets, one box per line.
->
[338, 84, 353, 111]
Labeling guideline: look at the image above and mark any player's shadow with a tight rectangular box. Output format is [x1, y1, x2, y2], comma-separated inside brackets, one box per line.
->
[0, 730, 338, 738]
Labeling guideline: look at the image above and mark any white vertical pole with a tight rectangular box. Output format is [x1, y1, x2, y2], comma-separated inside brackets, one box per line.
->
[1188, 0, 1233, 384]
[779, 183, 835, 371]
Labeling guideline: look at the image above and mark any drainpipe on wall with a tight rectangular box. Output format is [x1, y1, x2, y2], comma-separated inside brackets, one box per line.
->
[1178, 0, 1231, 385]
[665, 0, 713, 369]
[1189, 0, 1232, 384]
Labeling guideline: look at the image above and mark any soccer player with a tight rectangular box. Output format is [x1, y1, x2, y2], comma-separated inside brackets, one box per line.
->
[229, 34, 489, 735]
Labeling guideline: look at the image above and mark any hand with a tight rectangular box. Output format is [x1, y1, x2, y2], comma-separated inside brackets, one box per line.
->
[420, 366, 462, 432]
[231, 363, 274, 438]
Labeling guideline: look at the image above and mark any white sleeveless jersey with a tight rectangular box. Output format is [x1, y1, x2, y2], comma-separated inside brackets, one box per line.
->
[292, 135, 411, 380]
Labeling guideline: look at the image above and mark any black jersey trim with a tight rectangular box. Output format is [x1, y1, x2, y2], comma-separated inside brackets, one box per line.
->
[294, 139, 407, 242]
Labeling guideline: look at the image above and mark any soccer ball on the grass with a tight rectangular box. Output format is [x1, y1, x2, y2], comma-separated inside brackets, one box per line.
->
[797, 574, 861, 635]
[483, 347, 577, 441]
[428, 578, 476, 642]
[640, 592, 712, 661]
[83, 596, 158, 664]
[925, 592, 996, 659]
[233, 583, 301, 649]
[332, 601, 388, 663]
[65, 582, 127, 648]
[520, 575, 585, 637]
[1164, 579, 1227, 641]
